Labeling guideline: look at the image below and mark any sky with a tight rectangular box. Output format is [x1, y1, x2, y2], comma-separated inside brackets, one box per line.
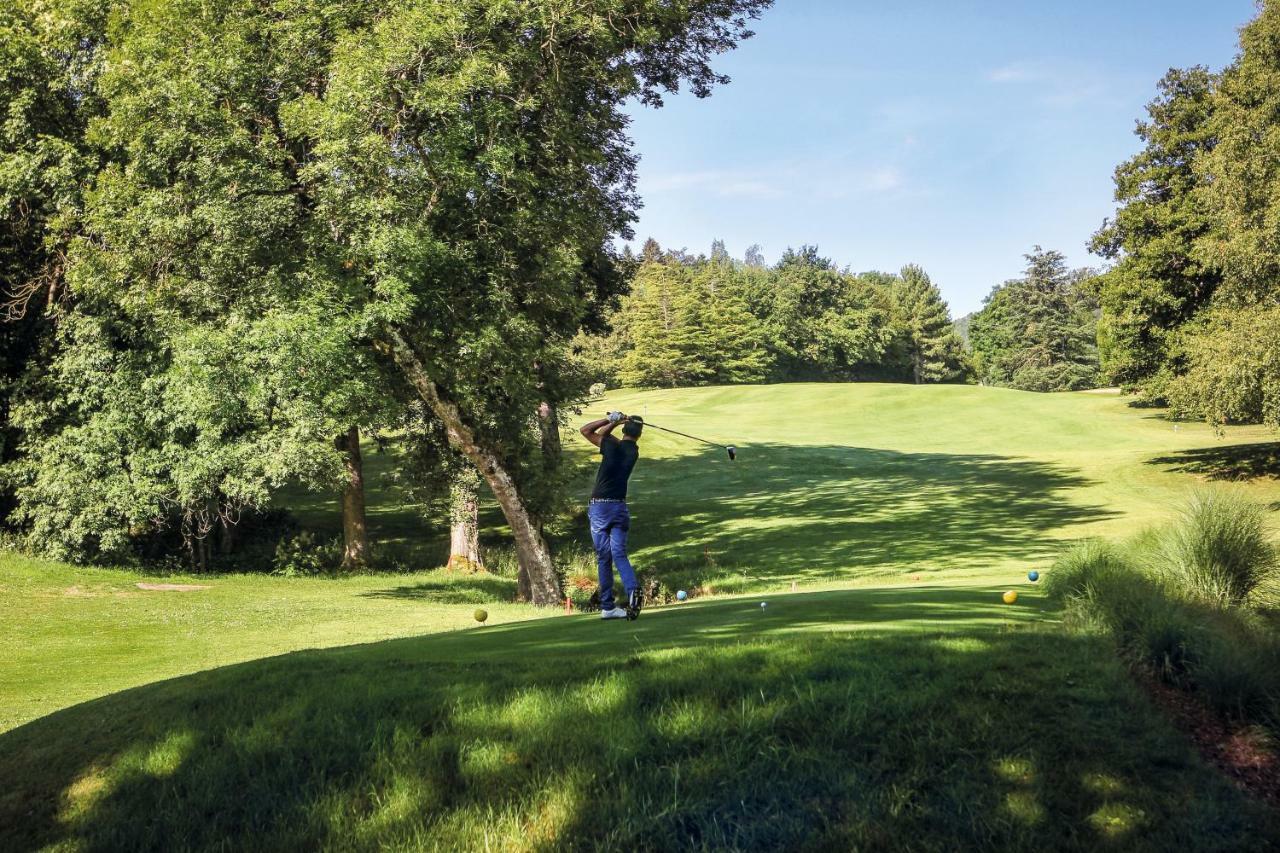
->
[623, 0, 1259, 316]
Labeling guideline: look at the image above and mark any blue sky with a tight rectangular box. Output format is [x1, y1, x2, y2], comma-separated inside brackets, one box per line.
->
[624, 0, 1258, 315]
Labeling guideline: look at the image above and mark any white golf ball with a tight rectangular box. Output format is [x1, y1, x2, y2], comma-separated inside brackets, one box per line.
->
[760, 601, 768, 609]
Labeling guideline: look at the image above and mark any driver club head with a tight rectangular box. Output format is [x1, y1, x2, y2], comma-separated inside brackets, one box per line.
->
[726, 445, 737, 462]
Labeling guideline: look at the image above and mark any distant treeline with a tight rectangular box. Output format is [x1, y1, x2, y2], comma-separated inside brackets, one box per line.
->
[585, 240, 970, 388]
[587, 239, 1102, 394]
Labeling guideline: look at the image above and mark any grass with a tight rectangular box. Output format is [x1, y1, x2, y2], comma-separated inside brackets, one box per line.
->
[2, 589, 1276, 850]
[2, 383, 1280, 849]
[1045, 491, 1280, 724]
[594, 385, 1279, 591]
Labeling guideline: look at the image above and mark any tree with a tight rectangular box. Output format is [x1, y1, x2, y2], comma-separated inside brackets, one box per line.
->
[336, 426, 369, 570]
[968, 248, 1098, 392]
[0, 1, 110, 525]
[1166, 2, 1280, 428]
[763, 248, 890, 380]
[710, 239, 730, 265]
[39, 0, 771, 602]
[1168, 305, 1280, 429]
[612, 258, 769, 387]
[891, 265, 965, 384]
[1090, 67, 1219, 397]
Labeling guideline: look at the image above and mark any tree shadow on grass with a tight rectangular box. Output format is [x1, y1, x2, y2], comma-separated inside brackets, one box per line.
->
[1147, 442, 1280, 482]
[357, 574, 518, 604]
[614, 444, 1114, 587]
[1, 594, 1273, 851]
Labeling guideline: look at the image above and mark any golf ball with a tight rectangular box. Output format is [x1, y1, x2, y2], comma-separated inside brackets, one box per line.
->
[474, 608, 489, 623]
[1002, 591, 1018, 605]
[676, 590, 688, 601]
[760, 601, 768, 610]
[1028, 570, 1040, 582]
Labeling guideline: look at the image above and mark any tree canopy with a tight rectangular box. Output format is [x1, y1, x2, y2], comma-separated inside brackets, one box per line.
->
[0, 0, 773, 601]
[968, 248, 1099, 392]
[597, 242, 967, 388]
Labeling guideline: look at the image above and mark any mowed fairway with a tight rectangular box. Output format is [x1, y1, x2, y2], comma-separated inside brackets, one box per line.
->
[2, 384, 1279, 850]
[604, 384, 1280, 591]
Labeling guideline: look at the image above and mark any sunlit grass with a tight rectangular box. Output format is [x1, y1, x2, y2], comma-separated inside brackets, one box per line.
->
[3, 611, 1273, 850]
[2, 384, 1279, 848]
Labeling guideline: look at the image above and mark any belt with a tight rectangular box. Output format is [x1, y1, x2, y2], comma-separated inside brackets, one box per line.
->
[589, 498, 626, 504]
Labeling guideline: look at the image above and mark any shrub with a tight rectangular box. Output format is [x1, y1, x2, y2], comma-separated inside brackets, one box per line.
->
[1192, 631, 1279, 721]
[1042, 539, 1133, 604]
[1150, 489, 1279, 606]
[481, 546, 520, 578]
[271, 532, 340, 577]
[1048, 517, 1280, 729]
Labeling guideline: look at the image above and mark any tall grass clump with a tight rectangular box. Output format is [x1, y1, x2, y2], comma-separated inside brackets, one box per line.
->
[1151, 489, 1279, 606]
[1048, 492, 1280, 727]
[1045, 540, 1200, 680]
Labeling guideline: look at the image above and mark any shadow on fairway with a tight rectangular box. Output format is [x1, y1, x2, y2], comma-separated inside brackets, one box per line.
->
[1148, 441, 1280, 482]
[358, 574, 518, 604]
[388, 585, 1046, 664]
[615, 444, 1113, 588]
[1, 595, 1272, 851]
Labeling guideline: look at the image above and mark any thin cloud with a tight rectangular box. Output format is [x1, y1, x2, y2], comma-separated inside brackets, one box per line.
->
[866, 167, 903, 192]
[986, 64, 1036, 83]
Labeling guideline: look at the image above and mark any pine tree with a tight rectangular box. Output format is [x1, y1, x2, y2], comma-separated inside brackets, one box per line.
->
[893, 265, 963, 383]
[968, 249, 1098, 392]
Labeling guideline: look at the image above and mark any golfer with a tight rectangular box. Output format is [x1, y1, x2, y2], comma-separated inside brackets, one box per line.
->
[580, 411, 644, 620]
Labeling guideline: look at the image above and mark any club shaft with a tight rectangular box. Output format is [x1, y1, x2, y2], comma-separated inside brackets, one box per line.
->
[635, 419, 727, 449]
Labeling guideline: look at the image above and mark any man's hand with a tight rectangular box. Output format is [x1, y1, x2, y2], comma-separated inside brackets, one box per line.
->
[581, 412, 627, 447]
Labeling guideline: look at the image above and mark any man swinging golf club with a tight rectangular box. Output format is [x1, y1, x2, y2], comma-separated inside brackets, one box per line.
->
[580, 411, 644, 620]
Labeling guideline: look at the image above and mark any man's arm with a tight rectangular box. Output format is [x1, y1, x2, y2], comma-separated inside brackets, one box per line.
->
[580, 412, 626, 448]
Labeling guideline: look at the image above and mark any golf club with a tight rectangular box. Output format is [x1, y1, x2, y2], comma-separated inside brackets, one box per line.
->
[627, 417, 736, 461]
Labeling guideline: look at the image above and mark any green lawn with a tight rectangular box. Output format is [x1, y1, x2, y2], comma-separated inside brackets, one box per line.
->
[2, 383, 1279, 849]
[603, 384, 1279, 591]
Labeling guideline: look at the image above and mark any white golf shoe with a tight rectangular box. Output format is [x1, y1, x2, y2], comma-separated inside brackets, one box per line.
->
[600, 607, 629, 620]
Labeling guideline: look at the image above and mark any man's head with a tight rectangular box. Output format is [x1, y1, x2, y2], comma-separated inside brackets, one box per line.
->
[622, 415, 644, 440]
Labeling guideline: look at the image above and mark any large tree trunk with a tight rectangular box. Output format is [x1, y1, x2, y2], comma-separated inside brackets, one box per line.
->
[338, 425, 369, 570]
[447, 469, 483, 572]
[383, 330, 562, 605]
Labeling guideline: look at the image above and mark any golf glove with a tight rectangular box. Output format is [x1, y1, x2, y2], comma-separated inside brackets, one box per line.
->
[607, 411, 625, 424]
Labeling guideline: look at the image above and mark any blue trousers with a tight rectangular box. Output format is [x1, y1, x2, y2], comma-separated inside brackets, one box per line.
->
[588, 501, 637, 611]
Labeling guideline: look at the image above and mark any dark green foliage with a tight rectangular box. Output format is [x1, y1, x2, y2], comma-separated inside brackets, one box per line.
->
[604, 244, 967, 387]
[1168, 305, 1280, 429]
[1148, 489, 1279, 606]
[1167, 3, 1280, 429]
[968, 248, 1099, 391]
[0, 1, 111, 522]
[1090, 67, 1220, 397]
[1094, 2, 1280, 427]
[2, 0, 775, 575]
[1047, 491, 1280, 727]
[890, 264, 967, 384]
[614, 254, 771, 387]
